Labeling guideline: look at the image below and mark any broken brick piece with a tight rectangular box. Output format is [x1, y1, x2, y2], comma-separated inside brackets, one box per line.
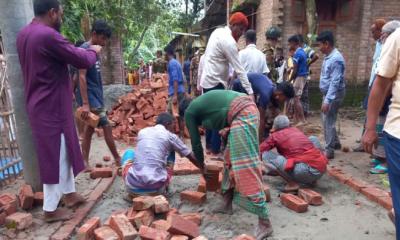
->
[103, 156, 111, 162]
[280, 193, 308, 213]
[180, 212, 202, 225]
[133, 209, 154, 229]
[94, 226, 119, 240]
[132, 196, 155, 210]
[110, 214, 138, 240]
[151, 220, 171, 231]
[233, 234, 256, 240]
[75, 107, 100, 128]
[33, 192, 44, 206]
[139, 225, 171, 240]
[0, 193, 17, 216]
[180, 191, 206, 204]
[90, 167, 113, 179]
[263, 185, 271, 202]
[77, 217, 101, 240]
[298, 189, 323, 206]
[168, 214, 199, 238]
[378, 196, 393, 210]
[19, 184, 34, 210]
[5, 212, 33, 230]
[153, 195, 170, 214]
[198, 176, 206, 193]
[360, 187, 390, 203]
[171, 235, 189, 240]
[346, 178, 369, 192]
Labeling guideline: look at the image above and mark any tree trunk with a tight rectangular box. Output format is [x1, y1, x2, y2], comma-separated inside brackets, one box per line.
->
[131, 26, 149, 57]
[305, 0, 317, 44]
[0, 0, 41, 190]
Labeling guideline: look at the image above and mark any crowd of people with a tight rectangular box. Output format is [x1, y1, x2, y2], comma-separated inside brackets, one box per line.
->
[13, 0, 400, 239]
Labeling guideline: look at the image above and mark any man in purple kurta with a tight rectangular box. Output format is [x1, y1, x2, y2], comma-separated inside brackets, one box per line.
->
[16, 0, 101, 222]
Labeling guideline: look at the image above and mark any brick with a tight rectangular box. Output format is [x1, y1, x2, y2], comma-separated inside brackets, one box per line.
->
[377, 196, 393, 210]
[346, 178, 369, 192]
[77, 217, 101, 240]
[0, 193, 17, 216]
[151, 219, 171, 231]
[233, 234, 256, 240]
[153, 195, 170, 214]
[280, 193, 308, 213]
[33, 192, 44, 206]
[205, 160, 224, 172]
[298, 189, 323, 206]
[19, 184, 34, 210]
[0, 210, 6, 225]
[198, 176, 206, 193]
[173, 158, 201, 175]
[5, 212, 33, 230]
[132, 196, 155, 210]
[75, 107, 100, 128]
[180, 191, 206, 204]
[103, 156, 111, 162]
[193, 236, 208, 240]
[171, 235, 189, 240]
[360, 187, 390, 203]
[110, 214, 138, 240]
[180, 212, 202, 225]
[168, 214, 199, 238]
[94, 226, 119, 240]
[126, 207, 138, 225]
[166, 208, 179, 222]
[330, 171, 351, 183]
[3, 203, 17, 216]
[95, 163, 104, 168]
[133, 209, 154, 229]
[139, 225, 171, 240]
[90, 167, 113, 179]
[206, 171, 220, 192]
[104, 209, 128, 226]
[263, 185, 271, 202]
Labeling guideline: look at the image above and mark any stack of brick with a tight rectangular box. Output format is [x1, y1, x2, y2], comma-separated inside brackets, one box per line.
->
[108, 73, 169, 144]
[77, 194, 209, 239]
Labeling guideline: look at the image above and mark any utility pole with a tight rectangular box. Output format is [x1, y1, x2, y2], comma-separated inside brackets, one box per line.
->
[226, 0, 230, 25]
[0, 0, 41, 191]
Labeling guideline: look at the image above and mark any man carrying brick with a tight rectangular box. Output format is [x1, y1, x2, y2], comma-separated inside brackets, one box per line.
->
[17, 0, 102, 222]
[77, 20, 121, 170]
[362, 27, 400, 239]
[260, 115, 328, 192]
[181, 90, 272, 239]
[120, 113, 205, 197]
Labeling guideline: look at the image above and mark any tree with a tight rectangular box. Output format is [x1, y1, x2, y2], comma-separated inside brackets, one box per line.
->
[305, 0, 317, 44]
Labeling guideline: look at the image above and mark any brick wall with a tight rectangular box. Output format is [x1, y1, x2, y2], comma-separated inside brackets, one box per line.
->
[101, 34, 124, 85]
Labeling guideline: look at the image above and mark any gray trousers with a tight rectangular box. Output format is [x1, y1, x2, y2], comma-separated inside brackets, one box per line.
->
[322, 90, 345, 153]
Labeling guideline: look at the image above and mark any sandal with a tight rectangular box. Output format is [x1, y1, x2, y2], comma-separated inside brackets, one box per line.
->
[369, 164, 388, 174]
[370, 158, 382, 167]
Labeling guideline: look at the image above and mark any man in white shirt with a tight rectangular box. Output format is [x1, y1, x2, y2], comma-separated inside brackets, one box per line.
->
[239, 29, 269, 75]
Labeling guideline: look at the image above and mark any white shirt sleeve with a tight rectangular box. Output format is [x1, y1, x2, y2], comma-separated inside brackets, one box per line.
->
[261, 55, 270, 74]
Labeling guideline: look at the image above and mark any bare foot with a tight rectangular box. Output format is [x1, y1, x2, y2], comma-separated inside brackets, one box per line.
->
[255, 218, 273, 240]
[388, 208, 395, 225]
[63, 192, 86, 208]
[114, 157, 121, 167]
[282, 182, 300, 193]
[44, 208, 73, 223]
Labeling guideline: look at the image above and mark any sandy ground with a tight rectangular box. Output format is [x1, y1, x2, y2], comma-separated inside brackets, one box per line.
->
[0, 111, 396, 239]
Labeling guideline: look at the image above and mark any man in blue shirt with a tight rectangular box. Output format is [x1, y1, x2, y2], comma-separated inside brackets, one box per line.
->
[183, 57, 191, 94]
[77, 20, 120, 170]
[317, 31, 346, 159]
[287, 35, 308, 124]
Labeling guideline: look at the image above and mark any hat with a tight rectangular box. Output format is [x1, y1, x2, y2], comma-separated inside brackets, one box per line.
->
[229, 12, 249, 28]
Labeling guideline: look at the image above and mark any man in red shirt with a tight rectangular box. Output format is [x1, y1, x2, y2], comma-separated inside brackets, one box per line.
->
[260, 115, 328, 192]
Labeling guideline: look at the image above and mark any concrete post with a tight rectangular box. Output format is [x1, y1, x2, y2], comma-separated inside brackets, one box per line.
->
[0, 0, 41, 191]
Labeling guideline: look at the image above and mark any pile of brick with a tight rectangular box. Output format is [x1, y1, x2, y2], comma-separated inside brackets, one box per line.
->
[0, 183, 42, 230]
[77, 194, 208, 240]
[108, 73, 169, 144]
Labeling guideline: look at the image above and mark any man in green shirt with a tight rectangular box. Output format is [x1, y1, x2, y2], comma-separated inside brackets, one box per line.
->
[180, 89, 292, 239]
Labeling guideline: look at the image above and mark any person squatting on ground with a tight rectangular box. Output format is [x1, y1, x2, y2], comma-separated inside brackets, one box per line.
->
[76, 20, 121, 171]
[16, 0, 102, 222]
[261, 115, 328, 193]
[181, 90, 272, 240]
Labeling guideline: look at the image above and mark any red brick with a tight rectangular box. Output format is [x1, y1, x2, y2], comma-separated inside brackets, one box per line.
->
[103, 156, 111, 162]
[132, 196, 155, 210]
[298, 189, 323, 206]
[126, 207, 138, 226]
[166, 208, 179, 222]
[360, 187, 390, 203]
[180, 191, 206, 204]
[263, 185, 271, 202]
[280, 193, 308, 213]
[193, 236, 208, 240]
[205, 160, 224, 172]
[206, 172, 220, 192]
[233, 234, 256, 240]
[104, 209, 128, 226]
[153, 195, 170, 214]
[77, 217, 101, 240]
[3, 203, 17, 216]
[139, 225, 171, 240]
[0, 193, 17, 216]
[198, 176, 206, 193]
[75, 108, 100, 128]
[171, 235, 189, 240]
[173, 158, 201, 175]
[180, 212, 202, 225]
[33, 192, 44, 206]
[19, 184, 34, 210]
[133, 209, 154, 229]
[330, 171, 351, 183]
[168, 214, 199, 238]
[110, 214, 138, 240]
[346, 178, 369, 192]
[0, 211, 6, 225]
[377, 196, 393, 210]
[90, 167, 113, 179]
[94, 226, 119, 240]
[5, 212, 33, 230]
[95, 163, 104, 168]
[151, 219, 171, 231]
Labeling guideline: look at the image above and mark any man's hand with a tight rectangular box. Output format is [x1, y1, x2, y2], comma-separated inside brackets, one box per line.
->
[249, 94, 255, 102]
[80, 104, 90, 120]
[90, 45, 102, 54]
[173, 95, 178, 104]
[362, 128, 378, 154]
[321, 103, 330, 114]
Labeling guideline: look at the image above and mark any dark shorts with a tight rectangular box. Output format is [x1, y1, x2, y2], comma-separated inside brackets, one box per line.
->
[91, 108, 109, 127]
